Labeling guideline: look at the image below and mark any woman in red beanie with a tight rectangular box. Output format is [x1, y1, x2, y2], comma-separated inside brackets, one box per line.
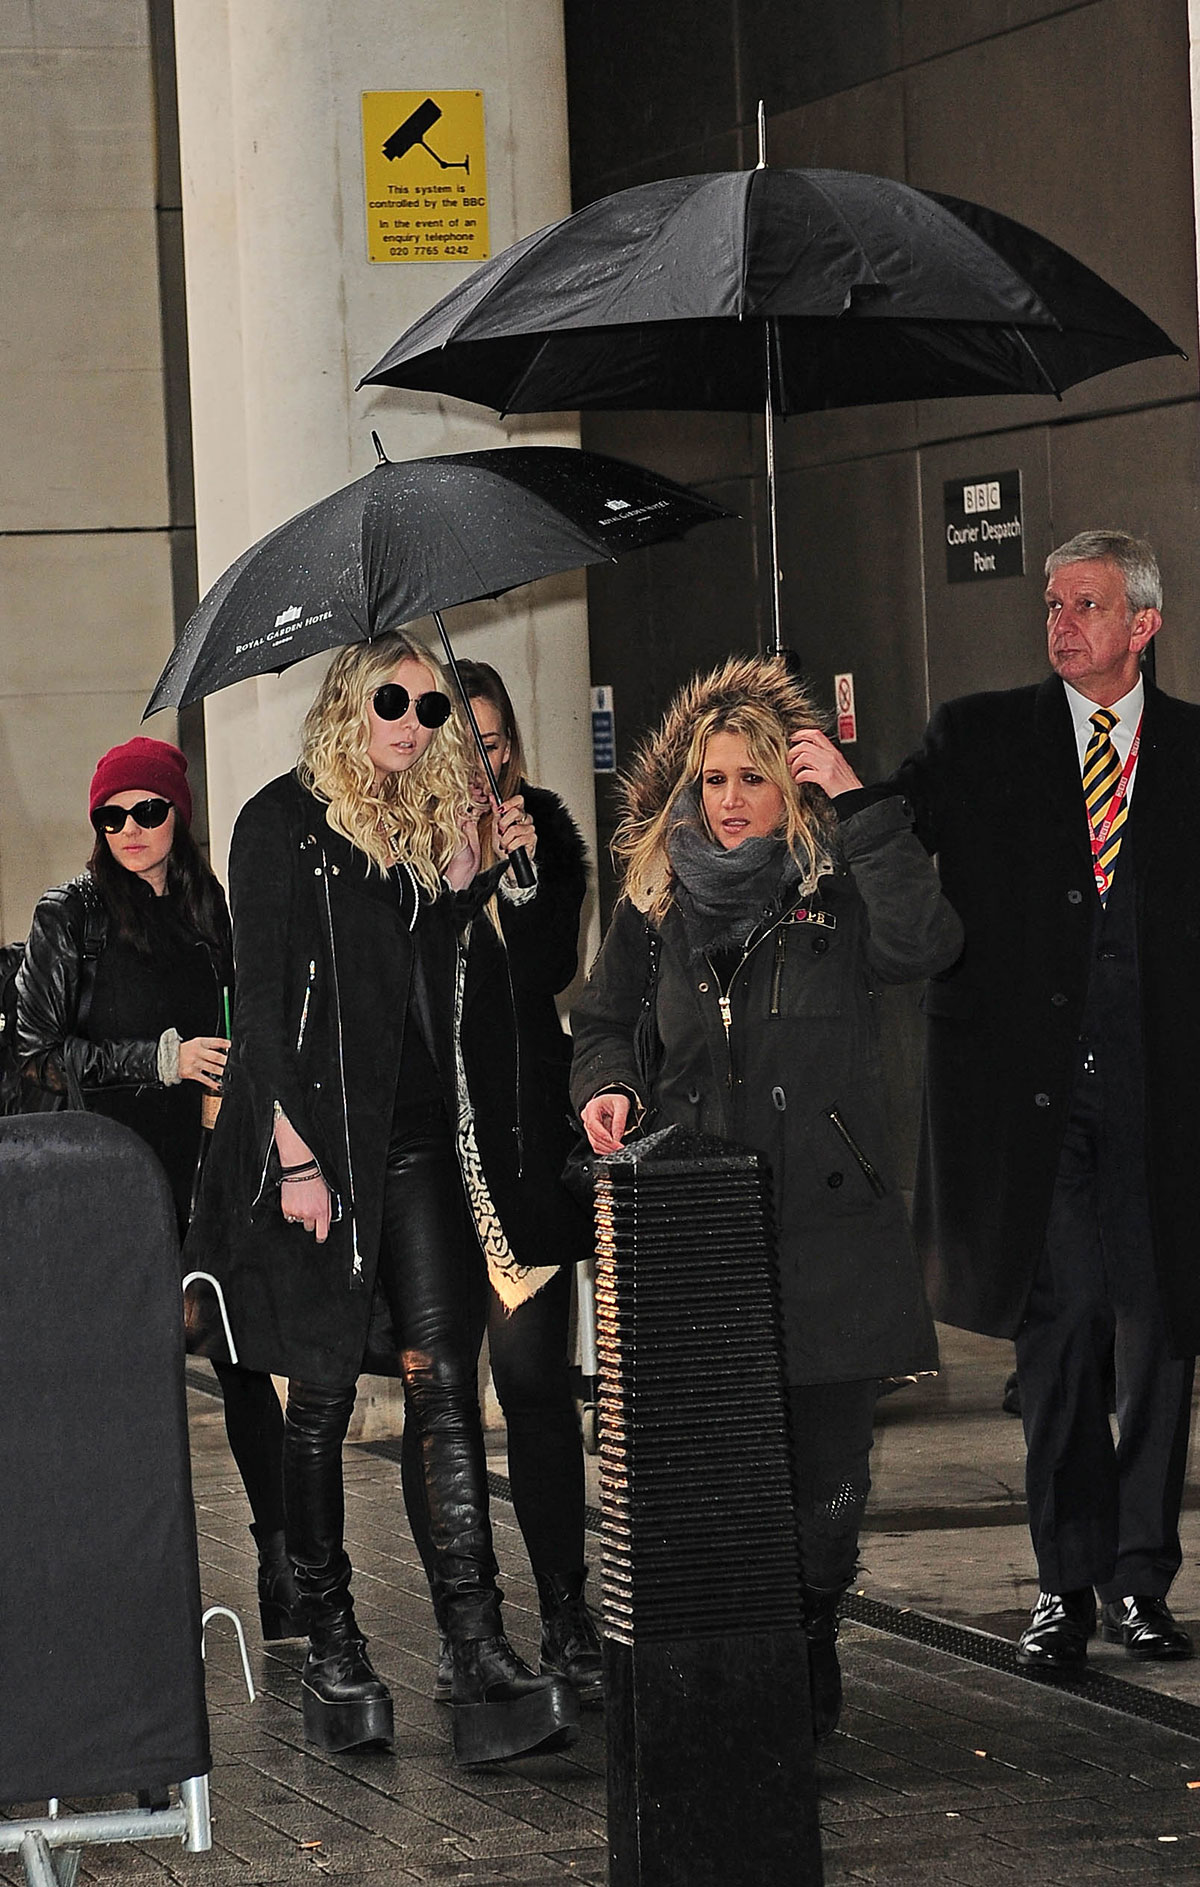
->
[15, 735, 300, 1640]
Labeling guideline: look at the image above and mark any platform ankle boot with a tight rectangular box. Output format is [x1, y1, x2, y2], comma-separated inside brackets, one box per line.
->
[445, 1589, 579, 1765]
[250, 1524, 305, 1641]
[536, 1569, 604, 1706]
[285, 1379, 393, 1752]
[301, 1601, 394, 1752]
[804, 1584, 848, 1740]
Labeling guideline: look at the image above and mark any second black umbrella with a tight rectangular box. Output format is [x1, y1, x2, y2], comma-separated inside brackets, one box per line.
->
[144, 443, 735, 885]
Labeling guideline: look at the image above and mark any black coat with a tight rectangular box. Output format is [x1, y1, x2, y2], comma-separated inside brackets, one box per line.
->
[185, 771, 566, 1384]
[892, 676, 1200, 1355]
[487, 783, 589, 1267]
[570, 798, 962, 1386]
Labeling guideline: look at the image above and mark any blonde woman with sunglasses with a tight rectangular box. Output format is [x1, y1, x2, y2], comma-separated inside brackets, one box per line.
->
[185, 633, 578, 1767]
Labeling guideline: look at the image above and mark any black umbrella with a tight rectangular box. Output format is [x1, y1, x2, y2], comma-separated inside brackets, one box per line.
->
[361, 147, 1183, 651]
[144, 443, 733, 884]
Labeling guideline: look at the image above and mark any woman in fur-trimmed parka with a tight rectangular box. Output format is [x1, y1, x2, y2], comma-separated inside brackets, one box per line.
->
[569, 655, 962, 1735]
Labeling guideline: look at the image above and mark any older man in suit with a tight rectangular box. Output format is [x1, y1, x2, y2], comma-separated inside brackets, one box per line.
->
[894, 530, 1200, 1668]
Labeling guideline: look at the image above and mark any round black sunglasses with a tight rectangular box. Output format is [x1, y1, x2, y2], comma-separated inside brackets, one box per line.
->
[91, 797, 173, 835]
[372, 684, 452, 728]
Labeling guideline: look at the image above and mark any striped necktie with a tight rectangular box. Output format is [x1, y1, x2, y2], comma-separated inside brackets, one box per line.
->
[1083, 708, 1126, 901]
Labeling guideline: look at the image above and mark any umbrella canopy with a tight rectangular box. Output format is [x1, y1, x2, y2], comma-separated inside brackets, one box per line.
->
[145, 445, 733, 716]
[361, 167, 1183, 413]
[360, 164, 1182, 655]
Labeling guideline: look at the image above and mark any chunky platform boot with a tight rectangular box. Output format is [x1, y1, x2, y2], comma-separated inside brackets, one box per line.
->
[301, 1605, 394, 1752]
[250, 1524, 305, 1642]
[804, 1584, 848, 1740]
[285, 1379, 393, 1752]
[448, 1599, 579, 1765]
[536, 1569, 604, 1707]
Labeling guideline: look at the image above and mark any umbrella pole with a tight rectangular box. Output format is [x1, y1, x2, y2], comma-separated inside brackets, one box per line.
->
[764, 324, 784, 657]
[755, 101, 785, 659]
[431, 610, 536, 889]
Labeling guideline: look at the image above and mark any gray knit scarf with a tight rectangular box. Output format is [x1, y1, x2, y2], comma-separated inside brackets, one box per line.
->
[667, 787, 800, 957]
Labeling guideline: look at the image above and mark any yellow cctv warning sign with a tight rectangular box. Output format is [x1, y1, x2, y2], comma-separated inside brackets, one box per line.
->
[362, 91, 489, 263]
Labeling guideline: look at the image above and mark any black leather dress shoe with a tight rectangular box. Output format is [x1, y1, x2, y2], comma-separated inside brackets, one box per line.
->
[1100, 1596, 1194, 1661]
[1016, 1589, 1096, 1669]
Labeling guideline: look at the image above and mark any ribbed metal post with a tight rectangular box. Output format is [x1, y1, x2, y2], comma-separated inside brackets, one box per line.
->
[595, 1128, 823, 1887]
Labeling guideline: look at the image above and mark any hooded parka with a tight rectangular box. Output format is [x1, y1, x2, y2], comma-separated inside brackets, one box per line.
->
[569, 665, 963, 1388]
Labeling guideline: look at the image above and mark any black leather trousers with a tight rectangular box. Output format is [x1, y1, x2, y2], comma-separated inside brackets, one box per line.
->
[285, 1105, 499, 1636]
[402, 1261, 584, 1584]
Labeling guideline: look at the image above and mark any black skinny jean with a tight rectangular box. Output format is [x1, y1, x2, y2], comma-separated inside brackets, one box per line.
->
[401, 1261, 585, 1587]
[213, 1360, 286, 1535]
[787, 1379, 879, 1594]
[285, 1104, 500, 1634]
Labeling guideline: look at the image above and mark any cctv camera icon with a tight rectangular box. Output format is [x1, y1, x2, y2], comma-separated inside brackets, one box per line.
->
[383, 99, 469, 174]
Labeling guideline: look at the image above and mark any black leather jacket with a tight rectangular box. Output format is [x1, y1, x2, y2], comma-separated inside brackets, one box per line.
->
[15, 877, 160, 1094]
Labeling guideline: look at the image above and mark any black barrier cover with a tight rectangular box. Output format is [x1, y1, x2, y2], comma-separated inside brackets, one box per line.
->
[595, 1128, 822, 1884]
[0, 1113, 210, 1802]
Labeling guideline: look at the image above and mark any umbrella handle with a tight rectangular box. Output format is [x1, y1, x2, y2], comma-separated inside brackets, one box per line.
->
[432, 612, 536, 890]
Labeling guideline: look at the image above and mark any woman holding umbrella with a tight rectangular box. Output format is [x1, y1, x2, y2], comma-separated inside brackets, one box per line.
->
[16, 737, 299, 1642]
[569, 655, 962, 1736]
[186, 633, 579, 1764]
[400, 659, 602, 1706]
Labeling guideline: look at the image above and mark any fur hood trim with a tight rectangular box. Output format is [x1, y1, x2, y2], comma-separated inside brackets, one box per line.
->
[619, 654, 829, 828]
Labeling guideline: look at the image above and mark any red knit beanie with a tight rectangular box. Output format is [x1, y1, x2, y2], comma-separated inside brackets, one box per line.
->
[89, 737, 193, 827]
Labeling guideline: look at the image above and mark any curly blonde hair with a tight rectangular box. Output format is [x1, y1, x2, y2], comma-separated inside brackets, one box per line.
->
[614, 655, 835, 923]
[298, 633, 474, 894]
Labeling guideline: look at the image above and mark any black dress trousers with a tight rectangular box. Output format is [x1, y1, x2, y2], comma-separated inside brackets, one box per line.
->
[1015, 843, 1194, 1599]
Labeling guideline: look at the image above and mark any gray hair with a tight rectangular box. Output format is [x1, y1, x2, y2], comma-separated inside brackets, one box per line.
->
[1045, 530, 1162, 612]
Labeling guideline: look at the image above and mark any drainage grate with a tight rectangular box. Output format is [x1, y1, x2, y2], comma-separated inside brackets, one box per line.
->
[838, 1591, 1200, 1737]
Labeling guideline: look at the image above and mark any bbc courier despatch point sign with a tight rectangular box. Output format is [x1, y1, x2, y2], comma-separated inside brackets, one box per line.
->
[944, 471, 1024, 583]
[362, 91, 489, 263]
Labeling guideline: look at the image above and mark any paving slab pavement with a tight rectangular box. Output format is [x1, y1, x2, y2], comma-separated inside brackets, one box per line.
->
[5, 1328, 1200, 1885]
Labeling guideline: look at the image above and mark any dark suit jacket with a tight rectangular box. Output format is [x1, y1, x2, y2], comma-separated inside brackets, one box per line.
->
[893, 675, 1200, 1357]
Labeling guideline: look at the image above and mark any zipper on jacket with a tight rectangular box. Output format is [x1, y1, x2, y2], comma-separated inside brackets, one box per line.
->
[707, 939, 766, 1085]
[251, 1106, 278, 1210]
[825, 1106, 886, 1197]
[296, 960, 316, 1052]
[706, 905, 793, 1063]
[770, 929, 786, 1015]
[319, 857, 362, 1282]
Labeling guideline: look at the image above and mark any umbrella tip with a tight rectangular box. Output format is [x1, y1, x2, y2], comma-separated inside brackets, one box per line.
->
[371, 430, 390, 465]
[756, 99, 767, 169]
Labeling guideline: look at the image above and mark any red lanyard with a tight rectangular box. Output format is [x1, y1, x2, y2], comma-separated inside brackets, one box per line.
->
[1089, 712, 1141, 893]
